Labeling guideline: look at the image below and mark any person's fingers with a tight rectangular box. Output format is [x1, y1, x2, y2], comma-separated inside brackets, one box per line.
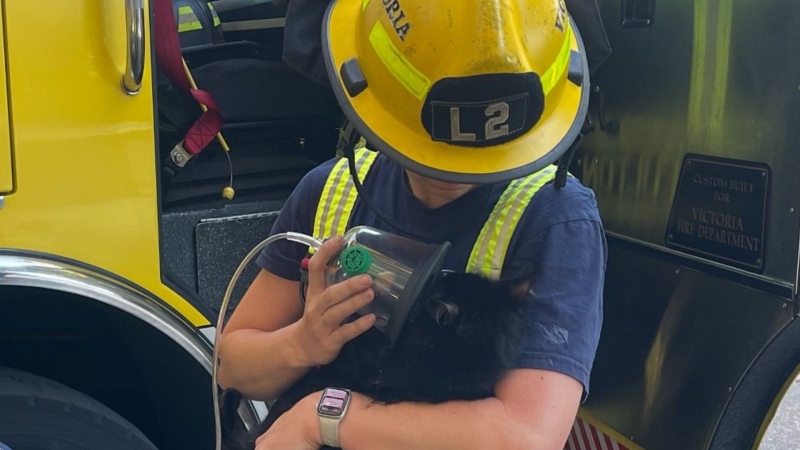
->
[316, 272, 372, 306]
[303, 274, 372, 319]
[306, 236, 343, 296]
[322, 287, 374, 326]
[331, 313, 377, 345]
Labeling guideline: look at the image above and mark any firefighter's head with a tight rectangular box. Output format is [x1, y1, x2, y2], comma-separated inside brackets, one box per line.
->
[322, 0, 590, 184]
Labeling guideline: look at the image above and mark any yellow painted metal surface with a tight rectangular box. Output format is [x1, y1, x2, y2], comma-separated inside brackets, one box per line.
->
[0, 10, 12, 194]
[0, 1, 208, 326]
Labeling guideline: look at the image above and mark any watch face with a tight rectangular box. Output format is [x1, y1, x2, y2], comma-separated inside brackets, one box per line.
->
[317, 388, 350, 417]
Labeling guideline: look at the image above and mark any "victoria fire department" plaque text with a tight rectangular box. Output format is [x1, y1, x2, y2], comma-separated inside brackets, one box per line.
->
[666, 154, 770, 272]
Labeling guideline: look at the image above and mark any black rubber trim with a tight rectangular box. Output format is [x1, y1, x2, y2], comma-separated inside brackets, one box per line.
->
[163, 267, 217, 321]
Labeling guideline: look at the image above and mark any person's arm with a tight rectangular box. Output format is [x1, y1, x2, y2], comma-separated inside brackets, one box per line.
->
[257, 367, 581, 450]
[216, 269, 305, 400]
[217, 237, 377, 401]
[341, 367, 581, 450]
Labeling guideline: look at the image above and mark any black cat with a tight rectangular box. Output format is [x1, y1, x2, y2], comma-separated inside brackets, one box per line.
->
[222, 272, 523, 450]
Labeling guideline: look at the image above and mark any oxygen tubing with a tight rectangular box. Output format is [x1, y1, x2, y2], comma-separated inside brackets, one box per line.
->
[212, 232, 324, 450]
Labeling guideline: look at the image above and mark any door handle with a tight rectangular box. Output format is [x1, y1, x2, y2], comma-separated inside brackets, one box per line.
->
[121, 0, 145, 94]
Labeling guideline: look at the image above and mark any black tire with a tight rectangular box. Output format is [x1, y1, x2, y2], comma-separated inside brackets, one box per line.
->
[0, 367, 159, 450]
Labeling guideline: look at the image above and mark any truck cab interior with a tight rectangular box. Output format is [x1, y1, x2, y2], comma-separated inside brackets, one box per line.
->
[155, 0, 344, 314]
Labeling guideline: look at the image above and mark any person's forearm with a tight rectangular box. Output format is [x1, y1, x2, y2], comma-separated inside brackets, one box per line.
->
[217, 324, 310, 400]
[339, 394, 543, 450]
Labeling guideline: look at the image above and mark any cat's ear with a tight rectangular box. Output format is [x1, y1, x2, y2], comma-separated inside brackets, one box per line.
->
[434, 301, 460, 326]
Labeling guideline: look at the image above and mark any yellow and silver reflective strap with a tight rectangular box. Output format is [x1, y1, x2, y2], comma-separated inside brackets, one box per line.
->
[466, 165, 560, 280]
[311, 149, 378, 251]
[178, 6, 203, 32]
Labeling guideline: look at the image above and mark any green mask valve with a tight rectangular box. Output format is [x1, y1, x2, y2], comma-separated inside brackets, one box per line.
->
[339, 246, 372, 275]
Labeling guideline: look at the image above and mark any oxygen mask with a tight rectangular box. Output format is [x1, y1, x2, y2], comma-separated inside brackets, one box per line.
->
[218, 226, 450, 348]
[324, 226, 450, 344]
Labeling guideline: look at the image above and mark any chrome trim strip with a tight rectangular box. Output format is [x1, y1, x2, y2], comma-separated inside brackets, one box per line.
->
[199, 325, 217, 344]
[0, 253, 212, 370]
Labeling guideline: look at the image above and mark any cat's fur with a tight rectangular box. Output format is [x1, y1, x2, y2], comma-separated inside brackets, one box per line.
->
[222, 272, 523, 450]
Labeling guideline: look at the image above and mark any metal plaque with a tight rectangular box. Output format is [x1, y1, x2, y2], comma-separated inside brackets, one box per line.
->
[665, 154, 770, 272]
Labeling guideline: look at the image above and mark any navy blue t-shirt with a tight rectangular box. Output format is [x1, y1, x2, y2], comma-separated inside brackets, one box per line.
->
[257, 154, 606, 399]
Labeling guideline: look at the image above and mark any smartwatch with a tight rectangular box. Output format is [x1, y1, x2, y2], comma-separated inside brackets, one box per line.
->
[317, 387, 351, 448]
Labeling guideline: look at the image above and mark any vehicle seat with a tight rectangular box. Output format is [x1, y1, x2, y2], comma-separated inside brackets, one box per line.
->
[155, 0, 342, 207]
[157, 0, 341, 153]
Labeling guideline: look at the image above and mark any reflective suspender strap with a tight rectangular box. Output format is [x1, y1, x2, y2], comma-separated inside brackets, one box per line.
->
[311, 149, 379, 251]
[466, 165, 560, 280]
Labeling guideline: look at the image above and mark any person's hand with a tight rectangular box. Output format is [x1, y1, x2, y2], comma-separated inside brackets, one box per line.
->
[291, 236, 376, 366]
[254, 392, 321, 450]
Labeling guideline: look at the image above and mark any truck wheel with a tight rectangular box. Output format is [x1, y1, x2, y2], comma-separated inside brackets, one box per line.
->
[0, 367, 159, 450]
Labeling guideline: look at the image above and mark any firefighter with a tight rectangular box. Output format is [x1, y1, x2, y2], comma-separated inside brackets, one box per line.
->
[218, 0, 606, 448]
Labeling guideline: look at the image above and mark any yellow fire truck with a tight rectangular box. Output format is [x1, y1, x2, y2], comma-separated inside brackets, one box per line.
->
[0, 0, 798, 449]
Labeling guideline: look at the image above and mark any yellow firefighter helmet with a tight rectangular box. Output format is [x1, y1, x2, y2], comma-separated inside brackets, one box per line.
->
[322, 0, 590, 183]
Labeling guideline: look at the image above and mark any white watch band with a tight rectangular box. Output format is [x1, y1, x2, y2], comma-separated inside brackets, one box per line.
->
[317, 388, 351, 448]
[319, 413, 343, 447]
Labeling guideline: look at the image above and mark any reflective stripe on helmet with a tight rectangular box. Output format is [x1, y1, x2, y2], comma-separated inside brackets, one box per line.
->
[312, 149, 379, 252]
[540, 24, 573, 95]
[368, 22, 431, 101]
[466, 165, 560, 280]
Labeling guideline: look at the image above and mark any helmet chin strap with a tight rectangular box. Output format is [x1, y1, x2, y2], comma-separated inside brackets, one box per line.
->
[336, 118, 401, 228]
[336, 118, 441, 242]
[555, 114, 596, 188]
[555, 133, 583, 188]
